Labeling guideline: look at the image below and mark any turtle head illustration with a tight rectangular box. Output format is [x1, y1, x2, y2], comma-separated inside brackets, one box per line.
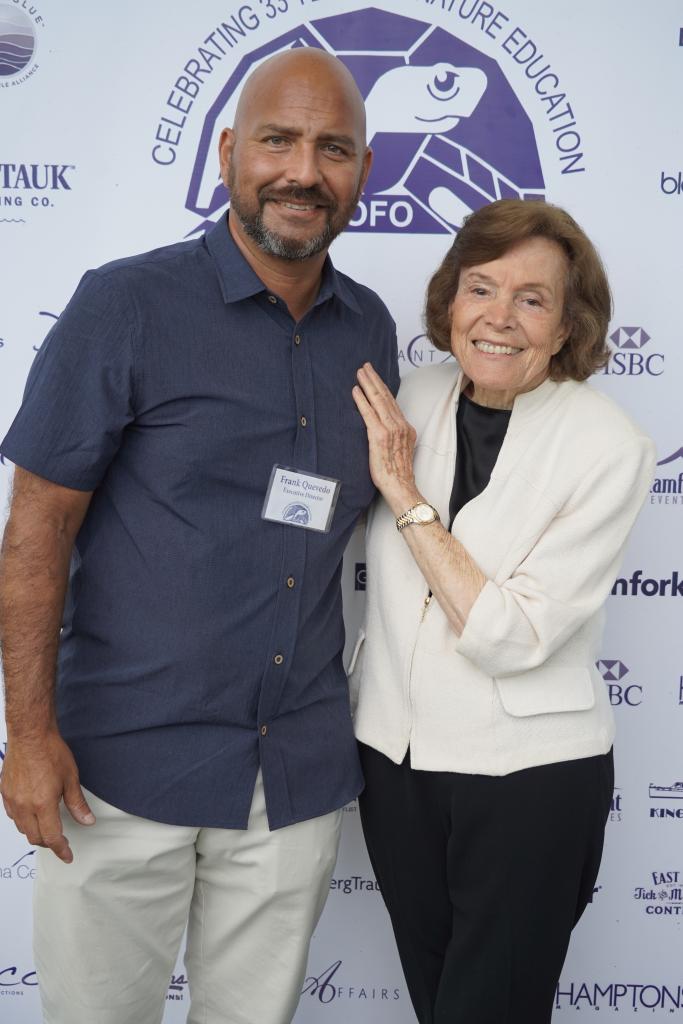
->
[365, 63, 487, 142]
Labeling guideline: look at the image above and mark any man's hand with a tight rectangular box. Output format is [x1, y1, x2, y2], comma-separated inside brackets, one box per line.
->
[0, 731, 95, 863]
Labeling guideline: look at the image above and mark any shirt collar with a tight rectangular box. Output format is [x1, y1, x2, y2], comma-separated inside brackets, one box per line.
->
[204, 215, 362, 314]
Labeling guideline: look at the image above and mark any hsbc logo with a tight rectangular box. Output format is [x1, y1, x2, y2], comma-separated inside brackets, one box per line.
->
[596, 660, 642, 707]
[609, 327, 650, 349]
[601, 325, 664, 377]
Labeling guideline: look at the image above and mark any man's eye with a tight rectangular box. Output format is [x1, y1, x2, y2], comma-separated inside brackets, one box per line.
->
[266, 136, 286, 146]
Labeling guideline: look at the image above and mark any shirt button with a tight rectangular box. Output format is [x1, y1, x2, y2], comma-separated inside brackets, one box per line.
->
[260, 725, 268, 737]
[294, 334, 302, 345]
[286, 576, 295, 589]
[268, 295, 277, 304]
[273, 653, 284, 665]
[300, 415, 308, 428]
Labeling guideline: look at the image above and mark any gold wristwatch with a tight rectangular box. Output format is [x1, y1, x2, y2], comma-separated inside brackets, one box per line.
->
[396, 502, 440, 532]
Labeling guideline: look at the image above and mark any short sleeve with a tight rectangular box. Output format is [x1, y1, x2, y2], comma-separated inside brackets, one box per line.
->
[0, 269, 136, 491]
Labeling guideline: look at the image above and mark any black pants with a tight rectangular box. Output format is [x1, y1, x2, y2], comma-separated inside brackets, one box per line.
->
[358, 743, 613, 1024]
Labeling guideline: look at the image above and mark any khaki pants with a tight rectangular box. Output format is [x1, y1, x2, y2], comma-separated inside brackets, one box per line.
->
[34, 772, 342, 1024]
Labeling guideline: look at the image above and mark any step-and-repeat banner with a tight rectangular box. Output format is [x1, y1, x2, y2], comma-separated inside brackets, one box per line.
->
[1, 1, 681, 1019]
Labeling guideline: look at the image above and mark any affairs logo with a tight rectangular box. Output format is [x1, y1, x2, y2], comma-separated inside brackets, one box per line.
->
[651, 447, 683, 507]
[596, 660, 642, 707]
[634, 870, 683, 916]
[301, 960, 400, 1004]
[0, 2, 43, 87]
[600, 325, 664, 377]
[154, 6, 585, 235]
[649, 781, 683, 820]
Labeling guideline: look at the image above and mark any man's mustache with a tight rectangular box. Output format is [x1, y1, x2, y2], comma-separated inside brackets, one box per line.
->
[259, 186, 334, 208]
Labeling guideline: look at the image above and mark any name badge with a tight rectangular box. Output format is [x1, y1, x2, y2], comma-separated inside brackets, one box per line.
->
[262, 465, 340, 533]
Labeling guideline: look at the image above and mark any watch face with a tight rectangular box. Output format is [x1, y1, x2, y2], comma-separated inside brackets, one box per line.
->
[414, 504, 435, 523]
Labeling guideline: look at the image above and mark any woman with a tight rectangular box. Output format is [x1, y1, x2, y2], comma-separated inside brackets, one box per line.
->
[349, 199, 654, 1024]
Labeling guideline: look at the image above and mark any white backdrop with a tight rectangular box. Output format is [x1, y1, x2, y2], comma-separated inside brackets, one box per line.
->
[1, 1, 682, 1019]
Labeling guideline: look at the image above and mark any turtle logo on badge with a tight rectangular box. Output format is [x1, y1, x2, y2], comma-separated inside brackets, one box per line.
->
[283, 503, 311, 526]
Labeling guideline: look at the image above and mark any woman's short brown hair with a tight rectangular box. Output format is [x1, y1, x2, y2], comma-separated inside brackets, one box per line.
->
[425, 199, 612, 381]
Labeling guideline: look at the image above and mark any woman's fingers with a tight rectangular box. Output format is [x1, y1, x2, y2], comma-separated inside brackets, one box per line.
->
[356, 363, 405, 428]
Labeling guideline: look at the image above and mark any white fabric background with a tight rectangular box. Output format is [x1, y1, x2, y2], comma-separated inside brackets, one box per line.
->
[0, 1, 681, 1019]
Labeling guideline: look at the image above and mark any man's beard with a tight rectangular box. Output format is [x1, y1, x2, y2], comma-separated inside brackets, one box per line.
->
[227, 173, 360, 261]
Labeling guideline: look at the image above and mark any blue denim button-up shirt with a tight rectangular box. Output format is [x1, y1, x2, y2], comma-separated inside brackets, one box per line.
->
[1, 217, 399, 828]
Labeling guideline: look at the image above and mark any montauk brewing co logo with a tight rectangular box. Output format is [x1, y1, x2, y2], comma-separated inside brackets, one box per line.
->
[0, 2, 44, 87]
[152, 5, 586, 236]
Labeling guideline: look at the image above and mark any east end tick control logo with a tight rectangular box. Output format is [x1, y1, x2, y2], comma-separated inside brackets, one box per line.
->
[596, 660, 643, 707]
[651, 447, 683, 507]
[0, 2, 43, 87]
[634, 870, 683, 917]
[153, 6, 584, 236]
[600, 325, 665, 377]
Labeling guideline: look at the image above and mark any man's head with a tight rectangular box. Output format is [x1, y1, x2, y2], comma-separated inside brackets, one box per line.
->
[219, 48, 372, 261]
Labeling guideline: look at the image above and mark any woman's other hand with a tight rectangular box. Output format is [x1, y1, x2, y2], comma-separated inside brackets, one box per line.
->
[353, 363, 421, 514]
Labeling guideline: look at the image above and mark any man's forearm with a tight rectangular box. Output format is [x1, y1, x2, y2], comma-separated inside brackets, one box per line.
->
[0, 515, 73, 739]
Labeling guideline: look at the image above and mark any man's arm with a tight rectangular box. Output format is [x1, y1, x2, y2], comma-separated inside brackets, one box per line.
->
[0, 467, 95, 862]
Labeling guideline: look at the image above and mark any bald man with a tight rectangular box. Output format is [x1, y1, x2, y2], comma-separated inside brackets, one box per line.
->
[0, 50, 399, 1024]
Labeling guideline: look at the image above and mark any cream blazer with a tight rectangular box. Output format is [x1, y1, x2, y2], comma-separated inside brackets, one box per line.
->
[350, 365, 655, 775]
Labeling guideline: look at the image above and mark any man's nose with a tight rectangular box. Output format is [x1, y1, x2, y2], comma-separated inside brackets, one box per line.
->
[284, 143, 323, 188]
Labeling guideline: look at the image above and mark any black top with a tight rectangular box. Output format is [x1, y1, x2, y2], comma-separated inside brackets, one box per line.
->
[449, 391, 512, 527]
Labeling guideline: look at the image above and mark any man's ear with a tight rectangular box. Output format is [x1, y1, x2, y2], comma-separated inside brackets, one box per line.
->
[218, 128, 235, 189]
[359, 146, 373, 194]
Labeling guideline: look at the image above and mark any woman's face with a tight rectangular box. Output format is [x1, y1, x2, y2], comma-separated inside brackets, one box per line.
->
[449, 236, 569, 406]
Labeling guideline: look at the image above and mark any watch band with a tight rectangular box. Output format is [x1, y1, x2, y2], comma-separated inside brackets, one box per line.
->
[396, 502, 441, 532]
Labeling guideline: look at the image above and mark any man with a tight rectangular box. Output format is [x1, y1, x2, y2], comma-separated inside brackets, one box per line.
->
[0, 49, 398, 1024]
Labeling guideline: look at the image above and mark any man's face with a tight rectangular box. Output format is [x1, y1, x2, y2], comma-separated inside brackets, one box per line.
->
[220, 63, 371, 261]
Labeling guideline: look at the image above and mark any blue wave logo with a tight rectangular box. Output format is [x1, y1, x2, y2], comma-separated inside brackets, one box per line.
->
[0, 5, 35, 78]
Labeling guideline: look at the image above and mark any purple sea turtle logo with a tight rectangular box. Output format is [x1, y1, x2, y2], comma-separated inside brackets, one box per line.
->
[186, 7, 544, 235]
[0, 4, 35, 78]
[283, 502, 311, 526]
